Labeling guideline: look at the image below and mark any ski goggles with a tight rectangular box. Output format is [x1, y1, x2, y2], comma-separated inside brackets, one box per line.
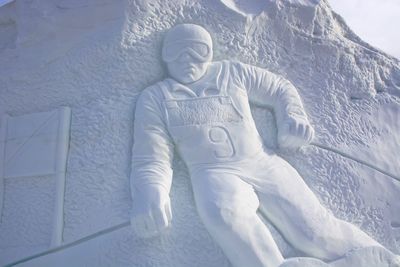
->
[162, 40, 211, 62]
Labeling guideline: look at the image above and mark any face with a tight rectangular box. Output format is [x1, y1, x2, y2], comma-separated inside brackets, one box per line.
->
[163, 41, 212, 84]
[166, 52, 210, 84]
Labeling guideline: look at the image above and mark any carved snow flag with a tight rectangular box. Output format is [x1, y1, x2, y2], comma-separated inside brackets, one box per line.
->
[0, 107, 71, 258]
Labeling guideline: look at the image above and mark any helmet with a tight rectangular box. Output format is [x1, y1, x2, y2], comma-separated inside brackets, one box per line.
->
[162, 24, 213, 62]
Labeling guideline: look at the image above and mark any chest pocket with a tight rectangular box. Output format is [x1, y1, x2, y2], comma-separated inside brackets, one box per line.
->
[165, 96, 243, 127]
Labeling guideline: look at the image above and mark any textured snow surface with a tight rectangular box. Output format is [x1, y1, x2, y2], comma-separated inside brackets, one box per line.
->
[219, 0, 321, 18]
[0, 0, 399, 266]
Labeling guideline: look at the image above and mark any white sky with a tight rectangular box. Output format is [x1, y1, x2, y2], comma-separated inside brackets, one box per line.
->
[329, 0, 400, 59]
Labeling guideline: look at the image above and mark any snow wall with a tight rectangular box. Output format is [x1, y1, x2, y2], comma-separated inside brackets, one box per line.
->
[0, 0, 399, 266]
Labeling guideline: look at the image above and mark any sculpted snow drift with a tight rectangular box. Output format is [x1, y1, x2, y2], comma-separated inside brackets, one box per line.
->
[130, 24, 400, 267]
[0, 0, 399, 266]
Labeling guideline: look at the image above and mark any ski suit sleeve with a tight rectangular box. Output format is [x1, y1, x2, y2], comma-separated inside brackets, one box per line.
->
[130, 86, 174, 195]
[229, 61, 309, 124]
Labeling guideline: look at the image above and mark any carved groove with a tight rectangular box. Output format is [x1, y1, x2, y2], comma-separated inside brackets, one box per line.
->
[311, 142, 400, 183]
[3, 221, 130, 267]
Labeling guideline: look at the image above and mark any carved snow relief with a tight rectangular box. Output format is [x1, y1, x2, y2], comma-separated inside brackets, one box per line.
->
[130, 24, 400, 267]
[0, 107, 71, 263]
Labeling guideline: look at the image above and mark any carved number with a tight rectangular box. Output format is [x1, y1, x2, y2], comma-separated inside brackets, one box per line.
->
[208, 126, 235, 159]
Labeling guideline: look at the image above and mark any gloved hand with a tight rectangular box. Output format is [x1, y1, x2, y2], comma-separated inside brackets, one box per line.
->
[278, 115, 314, 149]
[131, 184, 172, 238]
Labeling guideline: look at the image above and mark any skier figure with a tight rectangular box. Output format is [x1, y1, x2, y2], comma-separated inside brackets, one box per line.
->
[130, 24, 400, 267]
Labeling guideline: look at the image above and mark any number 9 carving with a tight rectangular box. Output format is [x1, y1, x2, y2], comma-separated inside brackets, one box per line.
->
[208, 126, 236, 159]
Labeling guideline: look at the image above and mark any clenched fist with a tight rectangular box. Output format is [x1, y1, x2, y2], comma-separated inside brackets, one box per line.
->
[131, 184, 172, 238]
[278, 115, 314, 149]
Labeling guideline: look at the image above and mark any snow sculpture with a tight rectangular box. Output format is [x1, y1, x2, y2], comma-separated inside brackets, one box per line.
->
[130, 24, 400, 267]
[0, 107, 71, 252]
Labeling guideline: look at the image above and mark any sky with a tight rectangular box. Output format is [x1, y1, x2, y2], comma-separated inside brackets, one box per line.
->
[329, 0, 400, 59]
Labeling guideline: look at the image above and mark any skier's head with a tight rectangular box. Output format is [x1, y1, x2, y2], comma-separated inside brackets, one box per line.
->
[162, 24, 213, 84]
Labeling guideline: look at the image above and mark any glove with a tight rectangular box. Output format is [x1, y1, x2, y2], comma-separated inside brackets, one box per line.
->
[278, 115, 314, 149]
[131, 183, 172, 238]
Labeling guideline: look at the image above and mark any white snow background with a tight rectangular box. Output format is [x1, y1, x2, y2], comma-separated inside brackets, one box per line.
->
[0, 0, 399, 266]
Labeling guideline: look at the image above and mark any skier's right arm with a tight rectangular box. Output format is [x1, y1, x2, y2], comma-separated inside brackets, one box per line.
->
[130, 86, 174, 238]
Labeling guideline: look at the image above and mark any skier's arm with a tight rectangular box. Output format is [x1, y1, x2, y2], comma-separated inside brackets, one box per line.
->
[230, 61, 314, 148]
[130, 87, 173, 237]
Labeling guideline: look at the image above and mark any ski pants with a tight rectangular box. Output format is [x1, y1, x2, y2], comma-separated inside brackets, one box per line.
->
[190, 149, 380, 267]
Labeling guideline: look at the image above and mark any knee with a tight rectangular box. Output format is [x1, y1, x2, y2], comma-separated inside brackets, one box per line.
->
[291, 215, 345, 260]
[197, 200, 255, 231]
[306, 231, 342, 260]
[288, 230, 338, 261]
[296, 216, 363, 261]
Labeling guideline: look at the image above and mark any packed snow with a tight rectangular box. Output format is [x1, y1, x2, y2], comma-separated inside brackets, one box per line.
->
[0, 0, 399, 266]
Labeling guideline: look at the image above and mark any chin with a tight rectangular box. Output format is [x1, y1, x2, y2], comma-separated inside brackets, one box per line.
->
[176, 74, 198, 84]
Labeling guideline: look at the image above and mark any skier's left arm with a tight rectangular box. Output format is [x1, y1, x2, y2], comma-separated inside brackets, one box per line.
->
[231, 61, 314, 148]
